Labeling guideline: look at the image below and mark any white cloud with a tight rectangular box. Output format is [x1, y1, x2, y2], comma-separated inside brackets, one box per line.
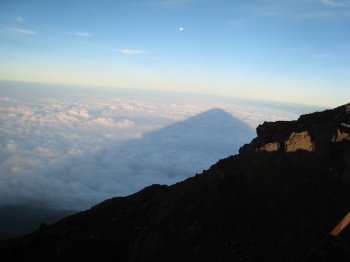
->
[11, 28, 37, 35]
[92, 118, 134, 129]
[68, 109, 90, 119]
[16, 16, 24, 22]
[73, 31, 91, 37]
[118, 49, 145, 55]
[56, 112, 78, 124]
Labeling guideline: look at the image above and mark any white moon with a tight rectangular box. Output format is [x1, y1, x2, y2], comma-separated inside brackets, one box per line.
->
[179, 27, 184, 31]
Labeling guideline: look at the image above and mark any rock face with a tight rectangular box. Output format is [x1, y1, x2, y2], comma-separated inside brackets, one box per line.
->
[1, 103, 350, 262]
[285, 131, 314, 152]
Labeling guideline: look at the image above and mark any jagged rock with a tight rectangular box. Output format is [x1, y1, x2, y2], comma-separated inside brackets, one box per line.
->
[285, 131, 314, 152]
[258, 142, 280, 152]
[333, 129, 350, 142]
[1, 103, 350, 262]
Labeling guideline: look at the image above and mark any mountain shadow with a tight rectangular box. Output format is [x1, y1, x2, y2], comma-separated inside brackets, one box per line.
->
[71, 108, 255, 204]
[102, 108, 255, 179]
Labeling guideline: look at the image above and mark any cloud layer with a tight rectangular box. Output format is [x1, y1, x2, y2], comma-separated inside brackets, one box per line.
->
[0, 83, 311, 210]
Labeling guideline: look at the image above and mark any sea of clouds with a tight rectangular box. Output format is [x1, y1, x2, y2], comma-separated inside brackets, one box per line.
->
[0, 82, 321, 210]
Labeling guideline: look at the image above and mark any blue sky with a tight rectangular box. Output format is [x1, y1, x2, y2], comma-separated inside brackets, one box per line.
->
[0, 0, 349, 106]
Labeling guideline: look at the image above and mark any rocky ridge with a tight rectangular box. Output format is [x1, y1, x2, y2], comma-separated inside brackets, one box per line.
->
[1, 103, 350, 261]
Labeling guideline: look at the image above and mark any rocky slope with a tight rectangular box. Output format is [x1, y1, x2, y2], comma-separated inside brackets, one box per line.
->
[1, 104, 350, 261]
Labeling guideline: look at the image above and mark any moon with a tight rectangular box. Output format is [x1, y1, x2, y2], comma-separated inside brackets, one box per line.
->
[179, 27, 184, 31]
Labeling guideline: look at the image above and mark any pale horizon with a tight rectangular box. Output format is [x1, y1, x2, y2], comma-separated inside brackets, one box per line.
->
[0, 79, 341, 109]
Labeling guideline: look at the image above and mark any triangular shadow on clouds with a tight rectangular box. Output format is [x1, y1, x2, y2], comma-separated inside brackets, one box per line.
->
[91, 108, 255, 197]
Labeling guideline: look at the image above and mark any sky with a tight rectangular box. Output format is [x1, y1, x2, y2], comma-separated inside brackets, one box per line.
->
[0, 0, 349, 106]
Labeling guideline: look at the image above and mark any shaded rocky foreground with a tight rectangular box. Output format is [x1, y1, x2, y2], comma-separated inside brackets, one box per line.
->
[1, 104, 350, 261]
